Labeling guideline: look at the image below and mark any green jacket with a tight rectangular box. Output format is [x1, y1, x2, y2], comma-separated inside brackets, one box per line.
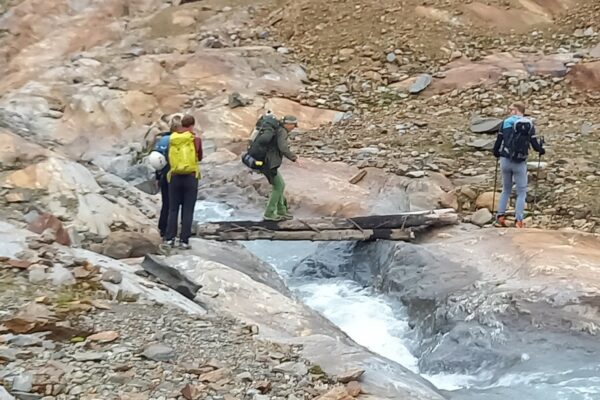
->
[265, 126, 297, 169]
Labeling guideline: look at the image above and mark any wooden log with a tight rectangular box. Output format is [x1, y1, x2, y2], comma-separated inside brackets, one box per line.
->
[195, 209, 458, 235]
[197, 228, 414, 242]
[349, 170, 367, 184]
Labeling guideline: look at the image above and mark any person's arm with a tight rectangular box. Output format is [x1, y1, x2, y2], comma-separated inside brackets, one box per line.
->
[529, 126, 545, 155]
[492, 133, 503, 158]
[277, 129, 297, 162]
[194, 136, 203, 161]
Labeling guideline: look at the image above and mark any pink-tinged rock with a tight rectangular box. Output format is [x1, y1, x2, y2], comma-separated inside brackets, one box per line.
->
[567, 61, 600, 91]
[27, 213, 71, 246]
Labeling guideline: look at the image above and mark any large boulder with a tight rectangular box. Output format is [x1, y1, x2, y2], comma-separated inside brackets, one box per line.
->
[567, 61, 600, 91]
[1, 157, 156, 239]
[102, 231, 161, 259]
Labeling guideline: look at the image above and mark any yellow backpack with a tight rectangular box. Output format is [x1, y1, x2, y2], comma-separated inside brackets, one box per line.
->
[167, 131, 200, 181]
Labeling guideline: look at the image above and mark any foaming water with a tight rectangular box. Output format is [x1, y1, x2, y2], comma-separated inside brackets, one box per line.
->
[196, 201, 600, 398]
[297, 281, 419, 372]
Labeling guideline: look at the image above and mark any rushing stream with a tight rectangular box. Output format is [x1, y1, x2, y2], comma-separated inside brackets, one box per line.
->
[197, 202, 600, 400]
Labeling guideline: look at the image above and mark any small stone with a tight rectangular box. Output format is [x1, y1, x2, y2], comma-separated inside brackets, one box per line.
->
[8, 334, 43, 347]
[406, 171, 426, 179]
[181, 383, 206, 400]
[87, 331, 119, 343]
[346, 381, 362, 397]
[102, 268, 123, 284]
[28, 265, 47, 284]
[12, 372, 33, 392]
[314, 386, 353, 400]
[337, 369, 365, 383]
[277, 47, 290, 54]
[409, 74, 433, 94]
[236, 371, 253, 382]
[10, 393, 41, 400]
[471, 208, 493, 227]
[386, 52, 396, 63]
[199, 367, 231, 383]
[72, 351, 108, 362]
[272, 362, 308, 377]
[142, 344, 176, 362]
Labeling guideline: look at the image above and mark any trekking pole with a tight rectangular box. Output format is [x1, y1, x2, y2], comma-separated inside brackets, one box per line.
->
[533, 137, 545, 222]
[492, 157, 499, 215]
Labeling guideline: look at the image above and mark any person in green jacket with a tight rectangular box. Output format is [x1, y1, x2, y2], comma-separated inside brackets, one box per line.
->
[263, 115, 302, 221]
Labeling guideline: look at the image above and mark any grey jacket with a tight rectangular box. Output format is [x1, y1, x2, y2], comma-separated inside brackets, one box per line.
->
[265, 127, 297, 169]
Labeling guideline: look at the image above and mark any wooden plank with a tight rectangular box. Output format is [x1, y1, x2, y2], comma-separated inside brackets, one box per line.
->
[197, 228, 414, 242]
[195, 209, 457, 235]
[349, 170, 367, 184]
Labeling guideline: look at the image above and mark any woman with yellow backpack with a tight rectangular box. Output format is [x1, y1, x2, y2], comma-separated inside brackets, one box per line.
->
[164, 115, 203, 249]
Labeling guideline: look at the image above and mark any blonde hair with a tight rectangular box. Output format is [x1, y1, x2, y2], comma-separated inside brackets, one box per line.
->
[511, 102, 526, 114]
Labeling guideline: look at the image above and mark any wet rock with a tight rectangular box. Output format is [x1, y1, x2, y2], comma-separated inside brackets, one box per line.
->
[409, 74, 433, 94]
[337, 368, 365, 383]
[142, 343, 176, 362]
[141, 255, 202, 300]
[471, 208, 493, 226]
[102, 231, 160, 259]
[101, 268, 123, 284]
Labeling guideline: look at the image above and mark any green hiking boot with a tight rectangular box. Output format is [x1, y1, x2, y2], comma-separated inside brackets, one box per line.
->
[263, 214, 284, 222]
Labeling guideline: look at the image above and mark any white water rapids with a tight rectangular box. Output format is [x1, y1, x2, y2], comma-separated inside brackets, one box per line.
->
[197, 202, 600, 400]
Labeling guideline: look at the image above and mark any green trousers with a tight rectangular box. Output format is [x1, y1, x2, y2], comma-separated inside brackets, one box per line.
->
[264, 171, 288, 218]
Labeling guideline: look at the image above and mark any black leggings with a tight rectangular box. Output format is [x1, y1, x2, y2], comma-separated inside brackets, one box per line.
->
[158, 174, 170, 237]
[166, 174, 198, 243]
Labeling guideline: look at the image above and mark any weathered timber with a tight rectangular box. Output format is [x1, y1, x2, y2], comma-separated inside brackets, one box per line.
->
[194, 209, 457, 242]
[197, 228, 414, 242]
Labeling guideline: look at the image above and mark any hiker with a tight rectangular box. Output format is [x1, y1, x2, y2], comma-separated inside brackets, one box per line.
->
[154, 115, 182, 239]
[492, 102, 545, 228]
[165, 115, 203, 249]
[259, 115, 301, 221]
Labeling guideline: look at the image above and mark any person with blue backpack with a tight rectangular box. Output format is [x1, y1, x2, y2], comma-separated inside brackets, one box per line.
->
[492, 102, 545, 228]
[153, 115, 182, 239]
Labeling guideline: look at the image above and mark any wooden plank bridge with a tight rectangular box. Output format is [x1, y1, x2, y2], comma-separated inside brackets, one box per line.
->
[194, 209, 458, 242]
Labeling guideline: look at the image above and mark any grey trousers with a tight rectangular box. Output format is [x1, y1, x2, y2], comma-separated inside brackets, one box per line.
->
[497, 157, 528, 221]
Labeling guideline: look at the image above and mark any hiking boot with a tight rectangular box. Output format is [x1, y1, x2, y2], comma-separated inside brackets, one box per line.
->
[515, 221, 525, 229]
[493, 215, 508, 228]
[179, 241, 191, 250]
[263, 215, 284, 222]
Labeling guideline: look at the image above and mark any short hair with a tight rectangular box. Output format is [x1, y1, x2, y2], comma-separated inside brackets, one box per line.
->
[181, 115, 195, 128]
[170, 114, 182, 131]
[511, 102, 526, 114]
